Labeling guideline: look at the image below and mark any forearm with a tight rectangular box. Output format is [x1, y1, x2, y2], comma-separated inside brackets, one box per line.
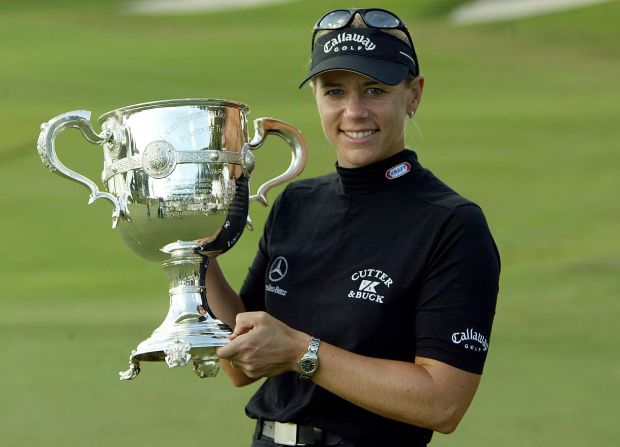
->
[204, 258, 246, 328]
[242, 328, 476, 432]
[308, 343, 479, 433]
[204, 259, 258, 386]
[216, 312, 480, 430]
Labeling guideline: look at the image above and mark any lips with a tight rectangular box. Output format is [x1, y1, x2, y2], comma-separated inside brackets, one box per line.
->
[342, 129, 378, 139]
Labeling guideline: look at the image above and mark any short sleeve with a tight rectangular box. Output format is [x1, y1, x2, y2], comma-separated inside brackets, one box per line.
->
[238, 193, 281, 312]
[415, 204, 500, 374]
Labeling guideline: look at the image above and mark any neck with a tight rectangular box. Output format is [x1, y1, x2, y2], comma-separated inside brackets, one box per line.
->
[336, 149, 420, 195]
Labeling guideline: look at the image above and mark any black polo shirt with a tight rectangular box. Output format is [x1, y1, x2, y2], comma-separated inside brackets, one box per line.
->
[239, 149, 500, 446]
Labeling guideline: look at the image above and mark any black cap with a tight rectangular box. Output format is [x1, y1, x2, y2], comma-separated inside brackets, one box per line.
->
[299, 28, 419, 88]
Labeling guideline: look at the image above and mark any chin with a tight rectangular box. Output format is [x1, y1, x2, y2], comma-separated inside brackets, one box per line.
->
[340, 151, 380, 168]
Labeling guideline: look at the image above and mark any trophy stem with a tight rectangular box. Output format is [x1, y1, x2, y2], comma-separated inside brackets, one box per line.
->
[119, 241, 231, 380]
[161, 241, 209, 323]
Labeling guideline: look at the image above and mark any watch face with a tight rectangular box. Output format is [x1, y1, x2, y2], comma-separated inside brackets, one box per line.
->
[300, 357, 317, 374]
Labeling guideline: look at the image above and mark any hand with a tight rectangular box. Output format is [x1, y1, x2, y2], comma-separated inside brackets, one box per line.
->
[216, 311, 309, 379]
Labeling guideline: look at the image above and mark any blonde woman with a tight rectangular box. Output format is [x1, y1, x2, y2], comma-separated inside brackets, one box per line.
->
[209, 8, 500, 447]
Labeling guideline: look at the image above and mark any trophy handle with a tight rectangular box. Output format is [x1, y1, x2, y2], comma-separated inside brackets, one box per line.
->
[248, 117, 308, 206]
[37, 110, 126, 229]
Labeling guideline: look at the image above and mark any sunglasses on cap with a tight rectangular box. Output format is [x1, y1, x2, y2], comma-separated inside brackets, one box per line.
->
[312, 8, 415, 52]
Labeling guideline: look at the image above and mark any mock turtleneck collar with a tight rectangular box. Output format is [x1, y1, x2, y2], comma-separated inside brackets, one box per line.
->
[336, 149, 420, 195]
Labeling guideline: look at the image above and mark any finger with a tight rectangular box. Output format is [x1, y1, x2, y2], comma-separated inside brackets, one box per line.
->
[216, 340, 241, 359]
[231, 313, 257, 337]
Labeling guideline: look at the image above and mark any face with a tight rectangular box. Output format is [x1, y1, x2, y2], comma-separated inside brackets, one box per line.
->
[312, 70, 423, 168]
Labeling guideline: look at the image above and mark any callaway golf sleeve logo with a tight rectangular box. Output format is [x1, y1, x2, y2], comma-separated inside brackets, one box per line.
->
[451, 328, 489, 352]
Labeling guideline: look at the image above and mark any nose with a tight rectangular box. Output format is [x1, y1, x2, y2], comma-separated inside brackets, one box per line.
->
[343, 93, 369, 119]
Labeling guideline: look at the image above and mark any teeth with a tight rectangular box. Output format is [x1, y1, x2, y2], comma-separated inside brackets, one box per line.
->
[345, 130, 376, 139]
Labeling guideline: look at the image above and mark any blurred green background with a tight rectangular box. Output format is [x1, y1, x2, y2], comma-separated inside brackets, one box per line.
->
[1, 0, 619, 445]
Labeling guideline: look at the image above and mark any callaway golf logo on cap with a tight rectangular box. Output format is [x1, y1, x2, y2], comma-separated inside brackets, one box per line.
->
[323, 32, 377, 53]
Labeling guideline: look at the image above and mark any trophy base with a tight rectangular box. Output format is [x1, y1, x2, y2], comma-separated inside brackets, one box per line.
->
[119, 241, 231, 381]
[119, 316, 231, 380]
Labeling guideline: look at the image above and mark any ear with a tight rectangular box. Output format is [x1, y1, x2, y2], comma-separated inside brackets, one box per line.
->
[309, 78, 317, 96]
[408, 75, 425, 115]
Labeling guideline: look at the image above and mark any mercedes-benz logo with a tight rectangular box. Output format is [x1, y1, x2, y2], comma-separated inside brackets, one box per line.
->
[268, 256, 288, 282]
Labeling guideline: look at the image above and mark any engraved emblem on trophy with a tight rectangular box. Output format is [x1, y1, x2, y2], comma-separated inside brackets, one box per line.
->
[36, 99, 307, 380]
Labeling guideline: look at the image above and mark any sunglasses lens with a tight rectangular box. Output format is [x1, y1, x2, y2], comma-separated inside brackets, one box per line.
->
[318, 10, 352, 29]
[364, 10, 400, 28]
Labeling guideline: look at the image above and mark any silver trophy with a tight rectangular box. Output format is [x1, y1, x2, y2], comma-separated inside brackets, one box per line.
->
[36, 99, 307, 380]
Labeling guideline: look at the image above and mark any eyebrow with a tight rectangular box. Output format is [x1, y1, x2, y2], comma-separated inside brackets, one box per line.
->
[319, 80, 384, 88]
[319, 82, 342, 88]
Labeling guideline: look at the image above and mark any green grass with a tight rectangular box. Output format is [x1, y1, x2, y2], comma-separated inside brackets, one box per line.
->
[1, 0, 619, 446]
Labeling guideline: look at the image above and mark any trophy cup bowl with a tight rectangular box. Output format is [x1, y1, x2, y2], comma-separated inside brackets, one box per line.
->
[36, 99, 307, 380]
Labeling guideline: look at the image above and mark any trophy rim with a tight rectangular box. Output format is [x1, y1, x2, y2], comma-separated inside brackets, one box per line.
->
[97, 98, 250, 122]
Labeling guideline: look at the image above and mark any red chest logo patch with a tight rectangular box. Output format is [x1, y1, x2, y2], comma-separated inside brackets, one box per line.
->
[385, 162, 411, 180]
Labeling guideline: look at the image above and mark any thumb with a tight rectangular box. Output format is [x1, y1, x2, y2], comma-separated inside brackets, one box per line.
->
[216, 340, 237, 359]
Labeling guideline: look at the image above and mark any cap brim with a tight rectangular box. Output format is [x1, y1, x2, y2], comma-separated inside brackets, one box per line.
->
[299, 55, 410, 89]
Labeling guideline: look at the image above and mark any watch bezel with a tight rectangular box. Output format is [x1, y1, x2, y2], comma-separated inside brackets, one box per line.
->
[300, 355, 318, 375]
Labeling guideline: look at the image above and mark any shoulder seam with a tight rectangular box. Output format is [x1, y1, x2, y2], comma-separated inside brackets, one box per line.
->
[408, 190, 478, 212]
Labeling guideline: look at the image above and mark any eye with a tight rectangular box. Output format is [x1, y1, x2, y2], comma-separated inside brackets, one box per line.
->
[366, 87, 385, 96]
[324, 88, 344, 97]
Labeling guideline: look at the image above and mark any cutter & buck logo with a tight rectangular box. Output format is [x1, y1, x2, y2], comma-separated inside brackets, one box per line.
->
[347, 268, 393, 304]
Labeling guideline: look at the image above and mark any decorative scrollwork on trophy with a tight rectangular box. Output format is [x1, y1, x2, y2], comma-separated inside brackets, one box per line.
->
[164, 339, 193, 368]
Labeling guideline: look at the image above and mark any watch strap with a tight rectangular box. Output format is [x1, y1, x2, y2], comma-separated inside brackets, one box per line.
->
[308, 337, 320, 355]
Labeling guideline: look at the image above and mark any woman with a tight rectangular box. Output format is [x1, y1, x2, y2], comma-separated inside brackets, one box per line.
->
[208, 8, 500, 447]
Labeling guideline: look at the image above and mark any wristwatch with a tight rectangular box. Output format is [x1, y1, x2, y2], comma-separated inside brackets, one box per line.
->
[298, 337, 320, 380]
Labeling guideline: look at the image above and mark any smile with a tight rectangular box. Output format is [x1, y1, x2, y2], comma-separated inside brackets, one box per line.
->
[343, 129, 378, 139]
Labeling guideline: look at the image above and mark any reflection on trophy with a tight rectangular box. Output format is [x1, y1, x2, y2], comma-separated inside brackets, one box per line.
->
[36, 99, 307, 380]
